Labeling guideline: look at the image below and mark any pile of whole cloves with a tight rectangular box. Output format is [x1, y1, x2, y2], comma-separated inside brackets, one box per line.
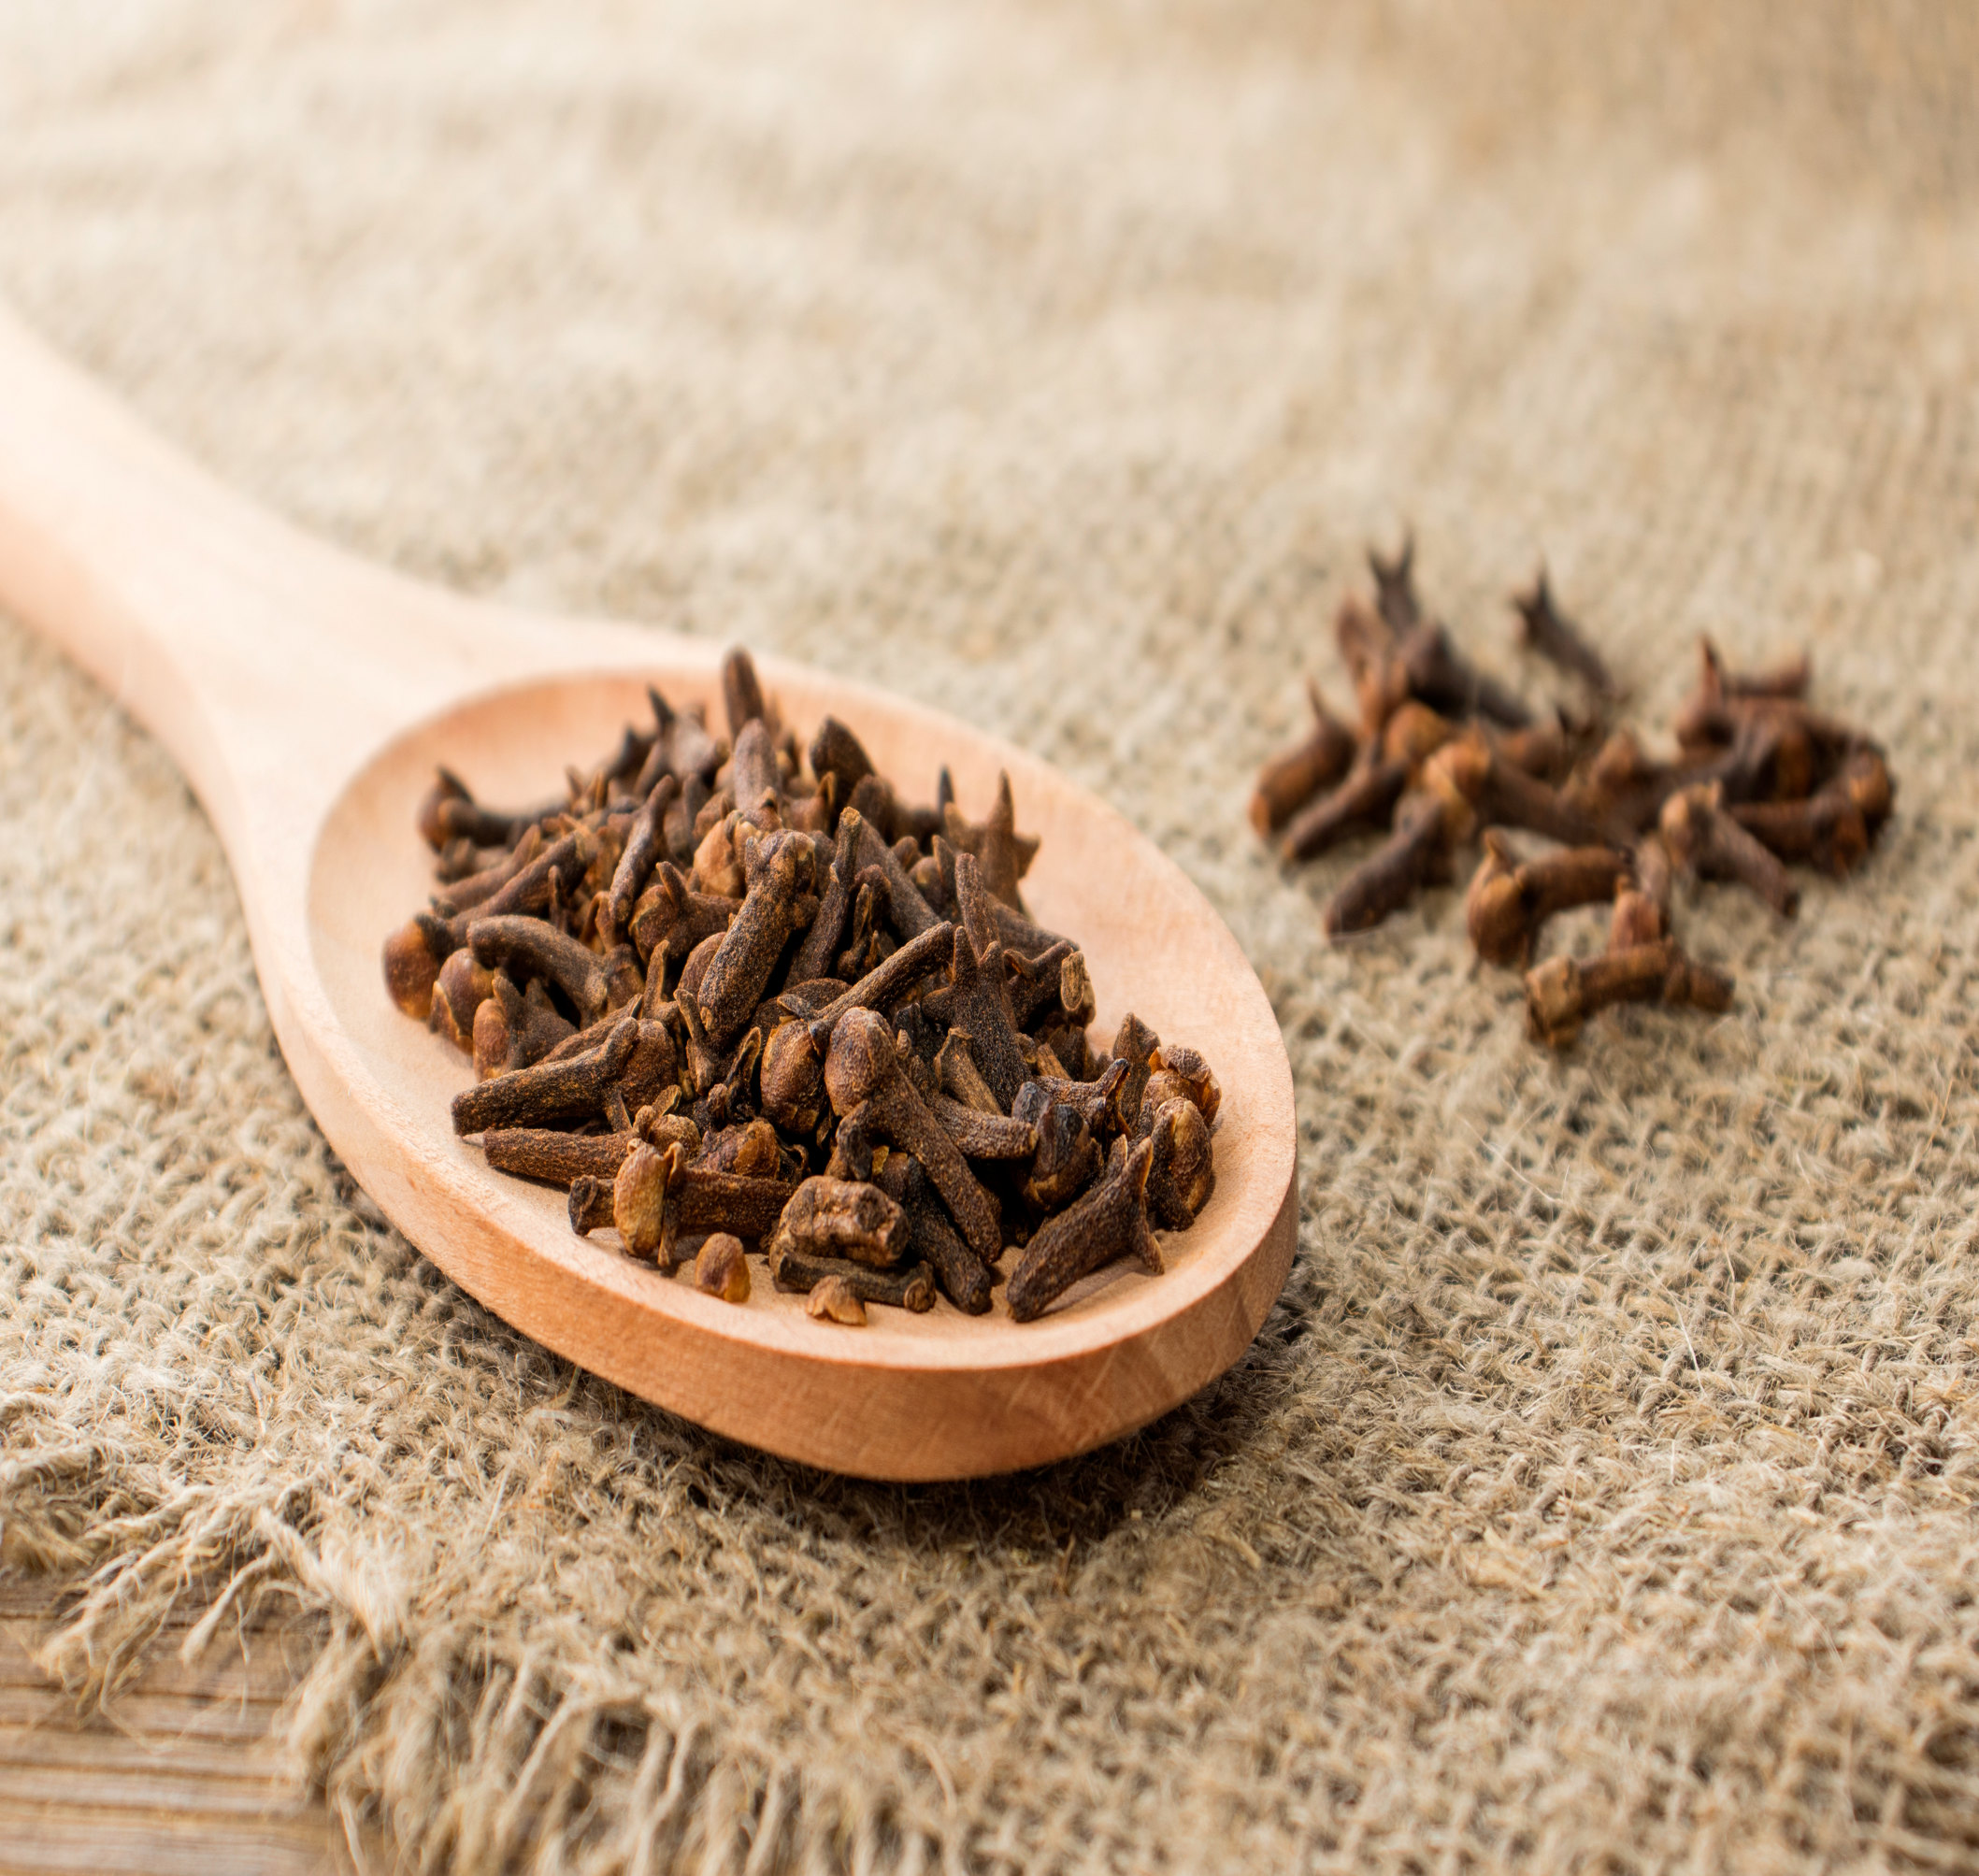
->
[1253, 540, 1896, 1046]
[381, 649, 1219, 1325]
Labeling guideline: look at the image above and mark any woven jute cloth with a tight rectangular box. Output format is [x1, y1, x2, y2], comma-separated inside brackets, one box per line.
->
[5, 4, 1978, 1869]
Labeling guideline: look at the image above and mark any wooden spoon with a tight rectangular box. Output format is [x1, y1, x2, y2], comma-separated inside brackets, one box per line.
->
[0, 305, 1297, 1481]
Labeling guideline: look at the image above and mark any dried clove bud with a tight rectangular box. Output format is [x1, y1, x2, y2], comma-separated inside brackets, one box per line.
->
[1011, 1083, 1099, 1211]
[934, 1029, 1002, 1115]
[613, 1142, 672, 1261]
[824, 1009, 1001, 1263]
[1463, 833, 1631, 967]
[472, 972, 575, 1079]
[1368, 532, 1421, 632]
[1025, 1063, 1130, 1139]
[629, 863, 739, 981]
[432, 824, 545, 917]
[639, 686, 723, 794]
[453, 1019, 638, 1135]
[722, 645, 771, 741]
[416, 766, 559, 853]
[1006, 1137, 1159, 1323]
[1324, 789, 1458, 938]
[1513, 566, 1617, 695]
[696, 1118, 783, 1179]
[808, 714, 875, 803]
[567, 1175, 615, 1237]
[787, 806, 863, 981]
[696, 828, 820, 1045]
[940, 884, 1029, 1109]
[1524, 941, 1734, 1048]
[1251, 680, 1357, 834]
[483, 1128, 640, 1188]
[1279, 755, 1411, 863]
[470, 914, 642, 1024]
[1148, 1043, 1220, 1125]
[873, 1153, 994, 1314]
[1610, 837, 1674, 951]
[847, 809, 941, 938]
[1143, 1096, 1215, 1228]
[428, 948, 495, 1052]
[730, 719, 784, 825]
[1109, 1013, 1160, 1134]
[1730, 746, 1892, 876]
[1001, 939, 1077, 1029]
[606, 775, 678, 942]
[1609, 886, 1663, 950]
[768, 1176, 909, 1268]
[928, 1094, 1039, 1161]
[941, 771, 1039, 912]
[1659, 782, 1800, 917]
[773, 1242, 934, 1313]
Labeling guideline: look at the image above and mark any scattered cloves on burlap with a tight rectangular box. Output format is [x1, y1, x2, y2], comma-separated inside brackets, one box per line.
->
[1254, 540, 1897, 1048]
[383, 647, 1222, 1325]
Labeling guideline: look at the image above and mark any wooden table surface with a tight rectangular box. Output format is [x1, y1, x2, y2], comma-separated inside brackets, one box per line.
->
[0, 1574, 377, 1876]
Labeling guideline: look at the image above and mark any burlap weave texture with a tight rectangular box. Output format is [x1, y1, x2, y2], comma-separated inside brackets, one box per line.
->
[4, 4, 1979, 1869]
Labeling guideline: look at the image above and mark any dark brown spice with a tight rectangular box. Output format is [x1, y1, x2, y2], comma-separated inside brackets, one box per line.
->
[1249, 680, 1357, 834]
[873, 1153, 995, 1314]
[1007, 1137, 1159, 1324]
[767, 1176, 908, 1268]
[1255, 542, 1896, 1051]
[384, 646, 1222, 1324]
[1513, 566, 1617, 696]
[695, 1233, 752, 1302]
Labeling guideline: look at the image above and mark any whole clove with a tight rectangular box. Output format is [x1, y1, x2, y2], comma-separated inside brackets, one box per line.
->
[874, 1153, 995, 1314]
[1659, 782, 1800, 917]
[483, 1127, 640, 1188]
[824, 1009, 1002, 1264]
[1465, 834, 1631, 967]
[606, 776, 678, 942]
[1279, 755, 1410, 863]
[472, 973, 575, 1080]
[774, 1243, 935, 1314]
[1250, 680, 1357, 834]
[1007, 1137, 1160, 1324]
[1524, 941, 1735, 1049]
[1513, 567, 1617, 696]
[452, 1019, 638, 1135]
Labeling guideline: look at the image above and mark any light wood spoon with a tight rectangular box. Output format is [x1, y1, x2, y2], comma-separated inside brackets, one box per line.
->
[0, 305, 1297, 1481]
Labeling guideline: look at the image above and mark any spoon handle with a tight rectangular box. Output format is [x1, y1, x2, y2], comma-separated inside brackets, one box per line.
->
[0, 299, 667, 852]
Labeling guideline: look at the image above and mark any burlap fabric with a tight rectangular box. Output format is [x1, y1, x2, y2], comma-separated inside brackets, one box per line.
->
[5, 4, 1978, 1869]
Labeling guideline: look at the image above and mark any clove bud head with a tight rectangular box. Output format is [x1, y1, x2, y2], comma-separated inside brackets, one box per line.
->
[1145, 1096, 1215, 1229]
[805, 1275, 868, 1325]
[821, 1007, 897, 1115]
[694, 1232, 752, 1303]
[1150, 1043, 1220, 1126]
[769, 1175, 908, 1268]
[381, 917, 443, 1019]
[759, 1011, 826, 1134]
[614, 1141, 674, 1261]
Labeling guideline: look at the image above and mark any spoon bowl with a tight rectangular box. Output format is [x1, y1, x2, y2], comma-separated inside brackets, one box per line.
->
[0, 306, 1297, 1479]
